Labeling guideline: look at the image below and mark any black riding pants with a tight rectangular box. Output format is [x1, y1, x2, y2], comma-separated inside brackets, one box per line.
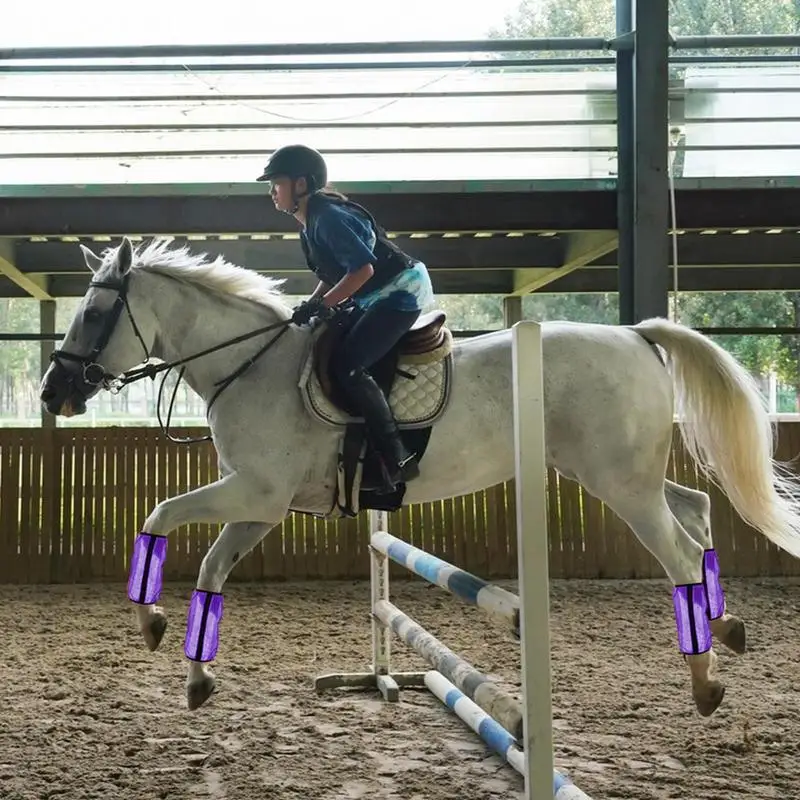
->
[331, 300, 421, 388]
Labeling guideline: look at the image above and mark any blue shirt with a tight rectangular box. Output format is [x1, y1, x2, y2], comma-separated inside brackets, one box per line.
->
[301, 197, 434, 313]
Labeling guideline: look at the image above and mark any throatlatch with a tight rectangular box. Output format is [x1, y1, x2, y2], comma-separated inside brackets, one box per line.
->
[672, 583, 712, 655]
[184, 590, 224, 662]
[127, 532, 167, 604]
[702, 548, 725, 620]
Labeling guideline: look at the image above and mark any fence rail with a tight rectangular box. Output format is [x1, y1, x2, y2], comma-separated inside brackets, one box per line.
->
[2, 425, 800, 584]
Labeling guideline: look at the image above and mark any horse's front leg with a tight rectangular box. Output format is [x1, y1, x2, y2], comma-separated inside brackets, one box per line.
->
[185, 520, 280, 710]
[128, 473, 283, 651]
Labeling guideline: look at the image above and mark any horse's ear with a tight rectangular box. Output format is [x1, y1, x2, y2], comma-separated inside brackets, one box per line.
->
[117, 236, 133, 275]
[80, 244, 103, 274]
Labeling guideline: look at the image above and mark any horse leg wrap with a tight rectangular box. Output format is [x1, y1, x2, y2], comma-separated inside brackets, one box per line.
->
[184, 590, 224, 662]
[672, 583, 712, 655]
[127, 532, 168, 604]
[702, 548, 726, 620]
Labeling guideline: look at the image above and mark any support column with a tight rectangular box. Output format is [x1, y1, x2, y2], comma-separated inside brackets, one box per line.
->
[40, 299, 56, 429]
[503, 295, 523, 328]
[633, 0, 670, 321]
[617, 0, 671, 324]
[616, 0, 635, 324]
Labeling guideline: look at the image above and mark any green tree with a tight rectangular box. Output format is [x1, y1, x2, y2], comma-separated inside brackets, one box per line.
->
[0, 299, 40, 420]
[490, 0, 615, 57]
[523, 292, 619, 324]
[491, 0, 800, 44]
[435, 294, 505, 330]
[676, 291, 789, 376]
[669, 0, 800, 52]
[777, 293, 800, 407]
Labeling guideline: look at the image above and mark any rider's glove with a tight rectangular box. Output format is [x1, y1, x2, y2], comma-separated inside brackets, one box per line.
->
[291, 297, 326, 326]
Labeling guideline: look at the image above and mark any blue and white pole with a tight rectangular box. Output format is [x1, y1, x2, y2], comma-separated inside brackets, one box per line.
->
[425, 671, 592, 800]
[374, 598, 523, 739]
[370, 530, 520, 636]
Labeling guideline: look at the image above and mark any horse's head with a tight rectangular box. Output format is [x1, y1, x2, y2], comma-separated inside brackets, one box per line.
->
[40, 236, 155, 417]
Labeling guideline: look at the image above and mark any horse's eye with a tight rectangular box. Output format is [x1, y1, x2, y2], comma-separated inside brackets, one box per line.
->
[83, 307, 103, 324]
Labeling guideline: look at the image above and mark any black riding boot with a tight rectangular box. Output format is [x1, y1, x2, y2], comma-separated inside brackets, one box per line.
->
[345, 369, 420, 491]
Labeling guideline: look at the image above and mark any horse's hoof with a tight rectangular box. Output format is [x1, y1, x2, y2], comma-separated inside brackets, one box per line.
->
[187, 674, 216, 711]
[143, 611, 168, 652]
[693, 680, 725, 717]
[712, 616, 747, 655]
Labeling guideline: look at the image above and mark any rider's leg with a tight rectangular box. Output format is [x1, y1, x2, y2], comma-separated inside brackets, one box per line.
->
[331, 300, 421, 488]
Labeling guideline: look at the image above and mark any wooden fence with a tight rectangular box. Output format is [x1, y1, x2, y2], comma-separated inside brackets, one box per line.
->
[2, 425, 800, 584]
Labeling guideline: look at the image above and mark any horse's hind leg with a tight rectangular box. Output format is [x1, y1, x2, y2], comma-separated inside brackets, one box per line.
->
[603, 489, 726, 717]
[665, 479, 746, 655]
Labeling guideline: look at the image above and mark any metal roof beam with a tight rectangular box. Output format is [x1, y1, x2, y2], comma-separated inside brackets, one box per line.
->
[511, 231, 619, 295]
[17, 231, 800, 277]
[0, 191, 618, 237]
[0, 238, 50, 299]
[590, 231, 800, 268]
[6, 186, 800, 239]
[14, 234, 564, 274]
[13, 265, 800, 299]
[543, 265, 800, 293]
[46, 268, 514, 298]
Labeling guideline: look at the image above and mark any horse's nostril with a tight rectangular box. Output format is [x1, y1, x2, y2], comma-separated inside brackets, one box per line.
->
[40, 387, 55, 402]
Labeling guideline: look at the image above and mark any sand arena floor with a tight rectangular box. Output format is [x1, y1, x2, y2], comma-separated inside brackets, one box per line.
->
[0, 577, 797, 800]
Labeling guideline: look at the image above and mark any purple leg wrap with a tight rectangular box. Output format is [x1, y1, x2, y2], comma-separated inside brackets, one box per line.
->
[702, 548, 726, 620]
[672, 583, 712, 655]
[184, 590, 224, 662]
[127, 532, 168, 604]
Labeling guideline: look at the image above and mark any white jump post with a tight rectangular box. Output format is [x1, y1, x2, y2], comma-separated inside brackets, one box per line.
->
[315, 322, 591, 799]
[512, 320, 556, 800]
[313, 505, 428, 698]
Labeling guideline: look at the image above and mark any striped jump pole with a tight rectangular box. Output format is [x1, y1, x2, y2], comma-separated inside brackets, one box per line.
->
[370, 530, 520, 637]
[425, 671, 592, 800]
[374, 598, 523, 739]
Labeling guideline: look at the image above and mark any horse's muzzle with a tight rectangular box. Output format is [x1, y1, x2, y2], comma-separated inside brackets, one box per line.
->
[40, 383, 86, 417]
[40, 361, 90, 417]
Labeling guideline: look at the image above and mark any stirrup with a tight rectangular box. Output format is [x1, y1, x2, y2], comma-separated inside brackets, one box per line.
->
[361, 452, 419, 493]
[385, 452, 420, 487]
[398, 453, 420, 482]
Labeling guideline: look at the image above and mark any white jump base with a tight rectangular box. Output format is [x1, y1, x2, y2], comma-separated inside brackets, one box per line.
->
[314, 322, 593, 800]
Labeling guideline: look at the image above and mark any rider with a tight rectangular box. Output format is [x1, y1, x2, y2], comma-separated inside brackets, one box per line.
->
[256, 144, 435, 490]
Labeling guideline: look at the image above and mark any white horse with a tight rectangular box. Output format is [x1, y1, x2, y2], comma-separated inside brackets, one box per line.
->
[40, 237, 800, 715]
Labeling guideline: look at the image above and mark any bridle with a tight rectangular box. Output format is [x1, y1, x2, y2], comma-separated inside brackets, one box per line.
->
[49, 273, 293, 444]
[51, 273, 150, 391]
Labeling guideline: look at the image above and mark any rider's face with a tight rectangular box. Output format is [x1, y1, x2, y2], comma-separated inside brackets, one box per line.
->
[270, 176, 306, 212]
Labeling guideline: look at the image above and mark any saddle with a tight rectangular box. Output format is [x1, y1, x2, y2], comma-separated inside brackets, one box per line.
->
[314, 309, 449, 415]
[297, 308, 454, 519]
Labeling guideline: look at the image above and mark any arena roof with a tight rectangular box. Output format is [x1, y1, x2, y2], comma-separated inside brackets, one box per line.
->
[3, 55, 800, 298]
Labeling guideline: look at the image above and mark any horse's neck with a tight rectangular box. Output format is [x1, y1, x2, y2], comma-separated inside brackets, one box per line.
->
[145, 272, 287, 402]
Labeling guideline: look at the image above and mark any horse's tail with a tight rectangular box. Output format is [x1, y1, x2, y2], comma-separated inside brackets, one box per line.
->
[633, 317, 800, 559]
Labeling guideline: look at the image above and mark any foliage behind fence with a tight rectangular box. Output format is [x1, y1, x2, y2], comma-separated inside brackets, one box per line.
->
[2, 425, 800, 585]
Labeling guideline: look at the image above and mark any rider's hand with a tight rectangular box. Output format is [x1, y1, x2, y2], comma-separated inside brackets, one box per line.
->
[291, 297, 325, 326]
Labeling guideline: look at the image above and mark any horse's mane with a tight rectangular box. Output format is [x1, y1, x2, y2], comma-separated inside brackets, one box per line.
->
[113, 238, 291, 314]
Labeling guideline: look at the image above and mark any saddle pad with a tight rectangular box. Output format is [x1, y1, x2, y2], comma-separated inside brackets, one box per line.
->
[299, 348, 453, 430]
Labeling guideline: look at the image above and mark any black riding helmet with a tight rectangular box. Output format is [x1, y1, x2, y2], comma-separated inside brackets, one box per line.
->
[256, 144, 328, 192]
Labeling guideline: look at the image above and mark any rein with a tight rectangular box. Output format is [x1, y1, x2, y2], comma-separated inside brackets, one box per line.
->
[50, 275, 293, 445]
[130, 320, 291, 444]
